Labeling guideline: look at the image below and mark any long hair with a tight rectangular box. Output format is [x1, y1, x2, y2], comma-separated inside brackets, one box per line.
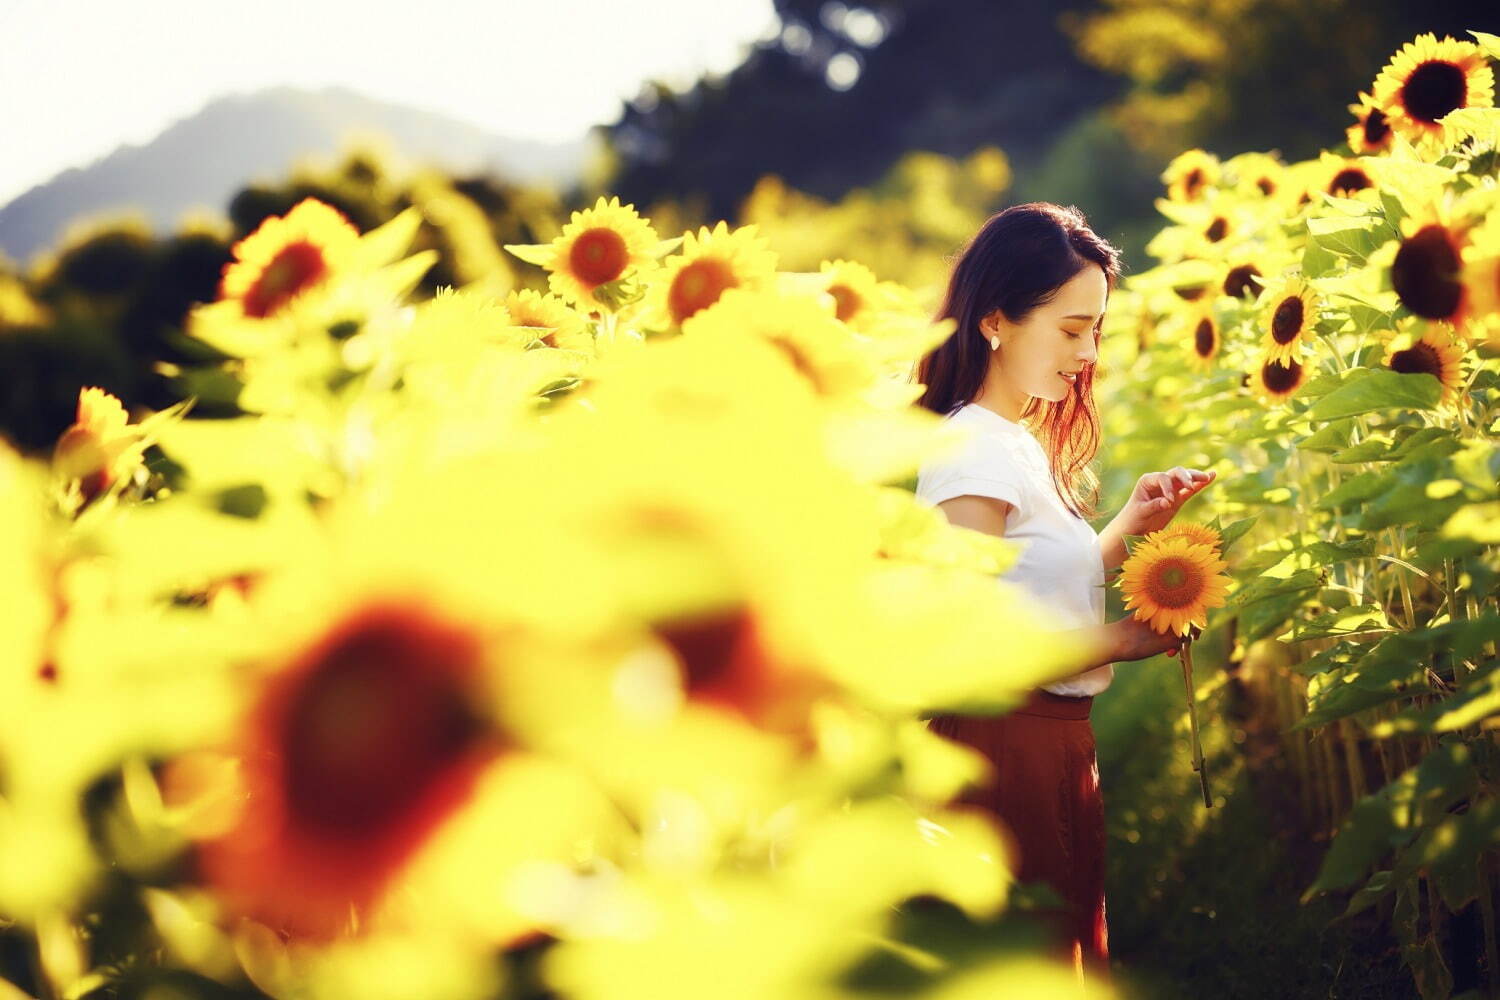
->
[913, 202, 1122, 521]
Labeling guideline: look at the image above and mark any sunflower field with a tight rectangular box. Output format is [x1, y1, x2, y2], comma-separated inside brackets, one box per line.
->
[2, 24, 1499, 1000]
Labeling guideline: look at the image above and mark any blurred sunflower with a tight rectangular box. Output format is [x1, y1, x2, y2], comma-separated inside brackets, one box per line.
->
[51, 388, 145, 506]
[1389, 196, 1477, 327]
[1461, 212, 1500, 344]
[1248, 353, 1310, 404]
[1314, 151, 1378, 201]
[1346, 93, 1394, 156]
[1259, 276, 1318, 365]
[219, 198, 361, 320]
[1118, 535, 1230, 637]
[1382, 322, 1467, 409]
[199, 599, 502, 940]
[1220, 260, 1265, 301]
[1225, 151, 1285, 200]
[679, 286, 876, 402]
[506, 288, 593, 352]
[546, 197, 662, 312]
[1186, 310, 1220, 371]
[1162, 149, 1220, 203]
[641, 221, 778, 328]
[818, 259, 892, 330]
[1371, 33, 1495, 149]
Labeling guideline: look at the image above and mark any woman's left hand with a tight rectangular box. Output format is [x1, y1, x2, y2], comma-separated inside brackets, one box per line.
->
[1121, 466, 1216, 536]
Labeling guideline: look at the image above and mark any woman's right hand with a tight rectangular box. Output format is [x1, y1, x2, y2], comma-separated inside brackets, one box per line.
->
[1110, 615, 1197, 662]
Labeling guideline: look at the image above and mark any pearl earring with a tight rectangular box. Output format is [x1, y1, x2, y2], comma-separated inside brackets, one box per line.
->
[989, 334, 1000, 351]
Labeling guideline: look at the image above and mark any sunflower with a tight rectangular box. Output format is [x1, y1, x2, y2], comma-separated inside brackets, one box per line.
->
[1371, 33, 1495, 149]
[505, 288, 593, 352]
[1259, 276, 1318, 365]
[1346, 92, 1394, 156]
[1314, 151, 1378, 201]
[1389, 196, 1478, 328]
[1186, 309, 1221, 371]
[1461, 211, 1500, 345]
[1220, 260, 1265, 301]
[51, 387, 145, 505]
[818, 258, 893, 331]
[1225, 151, 1285, 200]
[1162, 149, 1220, 204]
[641, 221, 779, 329]
[1153, 521, 1223, 553]
[1382, 322, 1467, 409]
[1248, 353, 1311, 404]
[504, 196, 663, 314]
[1118, 535, 1230, 637]
[218, 198, 361, 320]
[679, 286, 876, 401]
[199, 599, 500, 939]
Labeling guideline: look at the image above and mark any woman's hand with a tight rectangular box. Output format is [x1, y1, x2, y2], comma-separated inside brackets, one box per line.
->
[1118, 466, 1216, 537]
[1109, 616, 1200, 662]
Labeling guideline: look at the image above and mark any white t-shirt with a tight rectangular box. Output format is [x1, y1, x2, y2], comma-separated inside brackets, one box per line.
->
[915, 401, 1114, 697]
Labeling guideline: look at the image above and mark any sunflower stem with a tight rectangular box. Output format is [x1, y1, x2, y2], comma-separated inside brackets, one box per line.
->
[1180, 638, 1212, 808]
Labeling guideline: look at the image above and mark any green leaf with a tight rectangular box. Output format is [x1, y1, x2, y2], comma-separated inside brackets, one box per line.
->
[1307, 368, 1442, 421]
[1278, 603, 1391, 642]
[1394, 876, 1454, 1000]
[1297, 418, 1356, 453]
[1314, 468, 1396, 512]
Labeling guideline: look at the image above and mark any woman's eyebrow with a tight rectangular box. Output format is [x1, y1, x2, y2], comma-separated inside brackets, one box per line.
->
[1062, 313, 1100, 321]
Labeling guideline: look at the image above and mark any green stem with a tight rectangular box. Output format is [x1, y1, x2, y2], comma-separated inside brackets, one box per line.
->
[1181, 638, 1212, 808]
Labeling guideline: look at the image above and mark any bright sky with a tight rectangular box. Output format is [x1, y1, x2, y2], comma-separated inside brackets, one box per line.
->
[0, 0, 780, 206]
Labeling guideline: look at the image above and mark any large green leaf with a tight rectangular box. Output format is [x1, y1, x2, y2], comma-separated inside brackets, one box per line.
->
[1307, 368, 1442, 421]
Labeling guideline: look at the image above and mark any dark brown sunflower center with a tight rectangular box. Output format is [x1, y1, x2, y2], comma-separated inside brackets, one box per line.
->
[1224, 264, 1261, 299]
[1262, 358, 1304, 395]
[244, 241, 328, 318]
[1194, 318, 1216, 358]
[569, 228, 630, 287]
[828, 284, 861, 323]
[1257, 177, 1276, 196]
[1401, 60, 1468, 123]
[1329, 169, 1372, 195]
[1205, 217, 1228, 242]
[1363, 107, 1391, 144]
[1388, 341, 1442, 378]
[1392, 224, 1462, 319]
[655, 607, 766, 713]
[1184, 169, 1204, 198]
[669, 258, 737, 324]
[280, 607, 484, 835]
[1271, 296, 1305, 343]
[1147, 559, 1203, 609]
[1175, 284, 1208, 302]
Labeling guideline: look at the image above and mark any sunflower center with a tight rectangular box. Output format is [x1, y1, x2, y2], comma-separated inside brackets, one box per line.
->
[828, 284, 861, 323]
[569, 228, 630, 287]
[1262, 358, 1304, 395]
[655, 607, 767, 715]
[1175, 284, 1208, 302]
[1388, 341, 1442, 378]
[1401, 60, 1468, 123]
[669, 258, 737, 324]
[1256, 177, 1276, 196]
[1363, 107, 1390, 144]
[1194, 318, 1216, 358]
[1183, 169, 1204, 199]
[1146, 559, 1204, 609]
[244, 241, 328, 318]
[1329, 169, 1372, 195]
[1271, 296, 1304, 343]
[1205, 217, 1228, 243]
[1392, 225, 1462, 319]
[1223, 264, 1261, 299]
[280, 606, 484, 835]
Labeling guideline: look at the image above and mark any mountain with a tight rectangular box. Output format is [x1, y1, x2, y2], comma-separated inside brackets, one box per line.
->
[0, 85, 589, 265]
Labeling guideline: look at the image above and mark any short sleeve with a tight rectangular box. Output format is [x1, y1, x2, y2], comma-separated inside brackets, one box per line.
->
[916, 431, 1031, 522]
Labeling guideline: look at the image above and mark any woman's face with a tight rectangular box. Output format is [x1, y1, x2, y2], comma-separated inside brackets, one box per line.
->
[981, 264, 1106, 403]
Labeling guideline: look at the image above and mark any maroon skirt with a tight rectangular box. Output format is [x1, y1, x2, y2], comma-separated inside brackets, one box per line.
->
[926, 687, 1110, 984]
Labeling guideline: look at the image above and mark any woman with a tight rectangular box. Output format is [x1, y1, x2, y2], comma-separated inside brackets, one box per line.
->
[912, 202, 1215, 984]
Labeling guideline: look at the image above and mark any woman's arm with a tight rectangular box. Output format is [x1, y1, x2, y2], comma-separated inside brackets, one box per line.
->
[1098, 517, 1128, 573]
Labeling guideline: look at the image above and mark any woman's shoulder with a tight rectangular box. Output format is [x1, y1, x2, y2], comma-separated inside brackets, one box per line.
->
[921, 406, 1035, 483]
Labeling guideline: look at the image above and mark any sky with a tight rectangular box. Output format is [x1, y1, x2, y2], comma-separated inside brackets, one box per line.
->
[0, 0, 780, 206]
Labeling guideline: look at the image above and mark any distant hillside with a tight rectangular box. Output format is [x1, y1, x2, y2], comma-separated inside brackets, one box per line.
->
[0, 85, 588, 265]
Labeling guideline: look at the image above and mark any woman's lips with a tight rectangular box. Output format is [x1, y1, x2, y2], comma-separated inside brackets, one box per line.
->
[1058, 371, 1078, 384]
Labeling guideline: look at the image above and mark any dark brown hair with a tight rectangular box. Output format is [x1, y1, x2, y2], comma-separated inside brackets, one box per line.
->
[913, 202, 1123, 520]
